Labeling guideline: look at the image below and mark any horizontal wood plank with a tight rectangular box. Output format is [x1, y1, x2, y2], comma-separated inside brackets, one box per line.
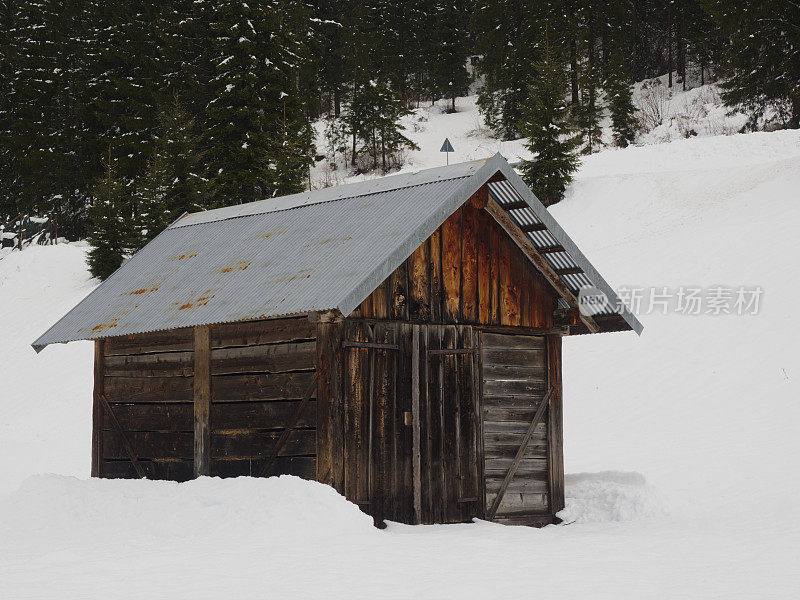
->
[104, 352, 193, 378]
[485, 492, 549, 515]
[212, 318, 315, 349]
[211, 456, 316, 479]
[480, 332, 545, 351]
[104, 328, 194, 356]
[212, 400, 316, 430]
[482, 348, 547, 367]
[102, 403, 193, 431]
[211, 428, 315, 459]
[211, 342, 316, 375]
[102, 459, 194, 481]
[102, 400, 317, 432]
[212, 371, 316, 402]
[104, 376, 193, 403]
[482, 378, 546, 397]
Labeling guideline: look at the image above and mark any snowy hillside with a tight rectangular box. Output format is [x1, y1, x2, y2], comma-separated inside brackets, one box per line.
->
[2, 100, 800, 597]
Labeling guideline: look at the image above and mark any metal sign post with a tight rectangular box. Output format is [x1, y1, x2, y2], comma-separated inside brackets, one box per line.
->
[440, 138, 454, 165]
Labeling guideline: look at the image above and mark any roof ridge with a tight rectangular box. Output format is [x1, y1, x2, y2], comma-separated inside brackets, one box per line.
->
[170, 159, 491, 229]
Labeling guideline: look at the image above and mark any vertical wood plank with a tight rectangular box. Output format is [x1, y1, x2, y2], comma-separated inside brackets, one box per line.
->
[396, 323, 414, 523]
[372, 281, 389, 320]
[547, 334, 565, 516]
[477, 210, 491, 324]
[427, 325, 444, 523]
[442, 209, 462, 322]
[489, 223, 500, 325]
[316, 321, 344, 492]
[441, 325, 459, 522]
[430, 228, 443, 323]
[343, 321, 362, 504]
[193, 325, 211, 477]
[361, 291, 374, 319]
[456, 326, 478, 521]
[475, 330, 487, 518]
[362, 323, 374, 508]
[411, 325, 422, 523]
[521, 260, 531, 328]
[462, 204, 478, 323]
[499, 234, 512, 325]
[372, 322, 392, 526]
[92, 340, 105, 477]
[389, 260, 408, 321]
[408, 241, 430, 321]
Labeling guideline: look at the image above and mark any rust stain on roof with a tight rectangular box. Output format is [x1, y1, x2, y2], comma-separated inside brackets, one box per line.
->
[261, 227, 288, 239]
[170, 251, 198, 262]
[121, 285, 159, 296]
[91, 318, 120, 333]
[172, 290, 216, 311]
[274, 269, 312, 283]
[218, 260, 252, 274]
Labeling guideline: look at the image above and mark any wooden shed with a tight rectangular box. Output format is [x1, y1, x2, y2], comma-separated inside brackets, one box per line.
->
[34, 154, 642, 527]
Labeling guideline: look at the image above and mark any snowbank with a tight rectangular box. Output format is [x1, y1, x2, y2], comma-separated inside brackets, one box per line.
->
[2, 101, 800, 598]
[559, 471, 667, 523]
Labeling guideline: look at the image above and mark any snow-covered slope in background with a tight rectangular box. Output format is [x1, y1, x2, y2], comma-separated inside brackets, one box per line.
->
[2, 98, 799, 598]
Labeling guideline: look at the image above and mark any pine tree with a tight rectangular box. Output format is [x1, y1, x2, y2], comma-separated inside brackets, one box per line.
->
[203, 0, 313, 205]
[606, 57, 638, 147]
[89, 1, 163, 181]
[133, 147, 171, 249]
[87, 149, 136, 280]
[703, 1, 800, 128]
[430, 0, 472, 113]
[156, 94, 207, 218]
[518, 52, 580, 207]
[577, 61, 603, 153]
[345, 75, 418, 174]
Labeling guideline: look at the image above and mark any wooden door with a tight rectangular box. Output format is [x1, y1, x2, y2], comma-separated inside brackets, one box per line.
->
[480, 332, 551, 522]
[415, 324, 481, 524]
[341, 321, 414, 526]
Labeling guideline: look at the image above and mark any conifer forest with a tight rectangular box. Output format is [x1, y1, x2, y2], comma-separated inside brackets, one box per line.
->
[0, 1, 798, 278]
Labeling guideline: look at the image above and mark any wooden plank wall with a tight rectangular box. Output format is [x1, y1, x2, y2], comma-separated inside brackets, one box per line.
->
[354, 196, 558, 328]
[417, 324, 481, 524]
[340, 321, 416, 525]
[335, 320, 480, 525]
[480, 332, 551, 522]
[97, 317, 317, 480]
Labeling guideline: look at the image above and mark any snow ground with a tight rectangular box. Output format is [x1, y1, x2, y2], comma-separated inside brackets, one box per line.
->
[2, 93, 800, 597]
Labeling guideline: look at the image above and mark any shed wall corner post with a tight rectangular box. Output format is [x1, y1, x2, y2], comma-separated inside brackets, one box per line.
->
[316, 320, 345, 493]
[91, 339, 105, 477]
[546, 334, 565, 515]
[193, 325, 212, 477]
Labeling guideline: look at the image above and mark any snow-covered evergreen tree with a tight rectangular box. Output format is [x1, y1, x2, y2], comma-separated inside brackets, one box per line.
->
[87, 149, 136, 279]
[519, 52, 580, 207]
[203, 0, 312, 205]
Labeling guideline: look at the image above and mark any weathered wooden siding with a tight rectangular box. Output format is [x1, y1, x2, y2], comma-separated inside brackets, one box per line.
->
[480, 332, 552, 523]
[95, 317, 317, 480]
[354, 194, 559, 328]
[320, 320, 481, 525]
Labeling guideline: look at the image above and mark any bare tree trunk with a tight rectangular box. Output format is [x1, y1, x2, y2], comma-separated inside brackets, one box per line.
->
[569, 2, 579, 105]
[667, 2, 673, 87]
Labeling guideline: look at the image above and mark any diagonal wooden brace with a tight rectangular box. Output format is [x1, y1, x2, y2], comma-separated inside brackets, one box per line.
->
[486, 387, 554, 520]
[257, 373, 319, 478]
[99, 394, 146, 479]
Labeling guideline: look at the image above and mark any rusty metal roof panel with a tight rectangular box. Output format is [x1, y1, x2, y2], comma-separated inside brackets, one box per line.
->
[32, 175, 474, 350]
[33, 154, 641, 350]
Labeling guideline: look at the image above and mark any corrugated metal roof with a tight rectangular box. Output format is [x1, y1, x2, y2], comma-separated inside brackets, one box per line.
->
[33, 153, 641, 351]
[488, 180, 615, 316]
[486, 172, 643, 334]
